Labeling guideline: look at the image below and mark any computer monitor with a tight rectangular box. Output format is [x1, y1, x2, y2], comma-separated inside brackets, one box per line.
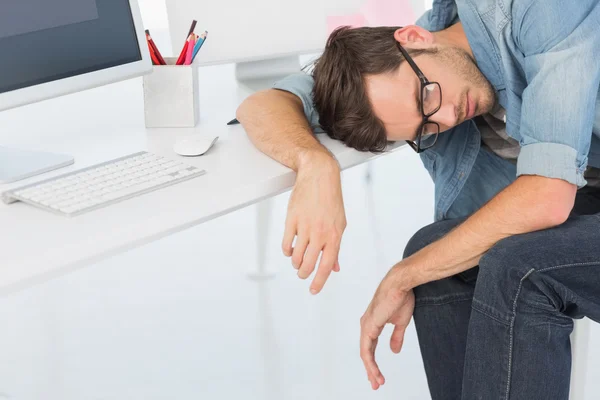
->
[0, 0, 152, 183]
[165, 0, 426, 81]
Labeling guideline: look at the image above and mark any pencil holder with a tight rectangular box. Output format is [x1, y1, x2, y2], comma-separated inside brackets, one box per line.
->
[142, 57, 199, 128]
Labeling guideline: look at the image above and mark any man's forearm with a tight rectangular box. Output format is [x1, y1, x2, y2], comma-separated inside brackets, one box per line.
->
[396, 175, 577, 290]
[236, 89, 337, 172]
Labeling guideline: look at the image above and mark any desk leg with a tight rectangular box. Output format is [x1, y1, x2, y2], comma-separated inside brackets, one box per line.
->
[248, 198, 276, 280]
[363, 161, 386, 272]
[255, 279, 284, 398]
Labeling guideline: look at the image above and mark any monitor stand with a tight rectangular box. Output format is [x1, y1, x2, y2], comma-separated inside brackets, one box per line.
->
[235, 55, 302, 92]
[0, 146, 74, 184]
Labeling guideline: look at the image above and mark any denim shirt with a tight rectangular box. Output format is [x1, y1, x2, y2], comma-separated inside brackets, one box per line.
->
[273, 0, 600, 221]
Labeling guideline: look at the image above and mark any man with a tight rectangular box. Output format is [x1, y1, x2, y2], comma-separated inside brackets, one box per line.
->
[236, 0, 600, 398]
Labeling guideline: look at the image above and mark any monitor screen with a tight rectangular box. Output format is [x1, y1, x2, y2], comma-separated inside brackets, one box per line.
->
[0, 0, 142, 94]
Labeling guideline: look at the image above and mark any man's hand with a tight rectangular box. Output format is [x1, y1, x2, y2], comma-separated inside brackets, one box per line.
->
[282, 153, 346, 294]
[360, 267, 415, 390]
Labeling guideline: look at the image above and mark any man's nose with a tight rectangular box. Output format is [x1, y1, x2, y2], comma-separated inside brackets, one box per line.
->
[429, 103, 458, 130]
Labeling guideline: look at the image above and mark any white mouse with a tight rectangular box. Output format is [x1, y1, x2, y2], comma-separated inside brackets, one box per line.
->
[173, 135, 219, 156]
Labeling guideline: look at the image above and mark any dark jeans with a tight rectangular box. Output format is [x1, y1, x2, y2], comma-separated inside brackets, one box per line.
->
[405, 187, 600, 400]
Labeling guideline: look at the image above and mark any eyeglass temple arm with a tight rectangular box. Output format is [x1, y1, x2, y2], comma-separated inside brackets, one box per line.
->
[396, 43, 428, 82]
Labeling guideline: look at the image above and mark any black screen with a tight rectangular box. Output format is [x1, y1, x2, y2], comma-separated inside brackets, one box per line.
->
[0, 0, 142, 94]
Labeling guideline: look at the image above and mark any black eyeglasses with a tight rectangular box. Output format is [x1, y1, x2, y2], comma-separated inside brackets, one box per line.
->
[396, 42, 442, 153]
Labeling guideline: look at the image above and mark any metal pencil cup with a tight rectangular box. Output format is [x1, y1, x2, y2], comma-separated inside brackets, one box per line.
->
[142, 57, 199, 128]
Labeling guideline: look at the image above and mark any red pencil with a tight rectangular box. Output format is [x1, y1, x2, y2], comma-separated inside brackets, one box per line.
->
[147, 41, 160, 65]
[176, 34, 193, 65]
[145, 30, 166, 65]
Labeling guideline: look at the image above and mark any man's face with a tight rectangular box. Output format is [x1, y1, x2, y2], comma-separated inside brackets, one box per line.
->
[365, 45, 496, 142]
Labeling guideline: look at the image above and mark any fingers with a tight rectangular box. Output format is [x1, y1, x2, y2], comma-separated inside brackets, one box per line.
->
[390, 324, 407, 354]
[333, 260, 341, 273]
[287, 230, 340, 290]
[282, 214, 342, 291]
[360, 317, 385, 390]
[297, 242, 320, 279]
[360, 331, 384, 389]
[281, 218, 296, 257]
[291, 233, 309, 270]
[310, 244, 339, 294]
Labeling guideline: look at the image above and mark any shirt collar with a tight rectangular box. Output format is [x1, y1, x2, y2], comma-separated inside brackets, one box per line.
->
[416, 0, 506, 92]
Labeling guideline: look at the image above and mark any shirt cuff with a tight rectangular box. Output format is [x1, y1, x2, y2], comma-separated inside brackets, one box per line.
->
[516, 142, 587, 187]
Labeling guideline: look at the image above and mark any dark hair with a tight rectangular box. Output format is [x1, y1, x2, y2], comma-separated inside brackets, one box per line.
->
[309, 26, 432, 153]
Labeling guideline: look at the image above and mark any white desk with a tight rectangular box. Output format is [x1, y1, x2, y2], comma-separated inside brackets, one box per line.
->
[0, 63, 402, 295]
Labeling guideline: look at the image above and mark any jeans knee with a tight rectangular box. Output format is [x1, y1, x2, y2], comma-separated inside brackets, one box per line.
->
[478, 235, 534, 286]
[475, 236, 556, 320]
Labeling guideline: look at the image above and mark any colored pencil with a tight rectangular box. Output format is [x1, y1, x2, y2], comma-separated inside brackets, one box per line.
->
[187, 20, 197, 38]
[176, 34, 193, 65]
[184, 34, 196, 65]
[147, 41, 160, 65]
[145, 29, 166, 65]
[191, 31, 208, 63]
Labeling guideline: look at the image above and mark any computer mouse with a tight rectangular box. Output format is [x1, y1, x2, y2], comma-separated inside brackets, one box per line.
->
[173, 135, 219, 156]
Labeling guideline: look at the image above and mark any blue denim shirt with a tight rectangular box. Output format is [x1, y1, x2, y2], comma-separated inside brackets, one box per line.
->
[273, 0, 600, 221]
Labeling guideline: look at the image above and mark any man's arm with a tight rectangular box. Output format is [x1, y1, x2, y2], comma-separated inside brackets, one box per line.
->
[236, 89, 334, 172]
[236, 80, 347, 294]
[396, 175, 576, 290]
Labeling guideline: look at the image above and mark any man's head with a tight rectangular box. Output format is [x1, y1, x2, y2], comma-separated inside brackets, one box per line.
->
[311, 25, 496, 152]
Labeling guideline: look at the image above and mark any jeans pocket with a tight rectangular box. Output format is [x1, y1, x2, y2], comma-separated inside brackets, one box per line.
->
[457, 266, 479, 284]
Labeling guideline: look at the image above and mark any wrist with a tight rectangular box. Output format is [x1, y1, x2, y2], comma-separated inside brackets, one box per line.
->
[390, 260, 422, 292]
[297, 150, 340, 174]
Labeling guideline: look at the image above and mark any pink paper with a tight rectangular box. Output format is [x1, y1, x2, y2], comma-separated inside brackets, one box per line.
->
[326, 0, 415, 36]
[326, 13, 368, 35]
[361, 0, 416, 27]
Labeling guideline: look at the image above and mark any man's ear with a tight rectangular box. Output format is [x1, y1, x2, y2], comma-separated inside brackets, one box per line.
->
[394, 26, 435, 48]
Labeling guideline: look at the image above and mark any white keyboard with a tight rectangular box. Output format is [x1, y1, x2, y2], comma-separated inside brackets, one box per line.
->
[2, 152, 206, 216]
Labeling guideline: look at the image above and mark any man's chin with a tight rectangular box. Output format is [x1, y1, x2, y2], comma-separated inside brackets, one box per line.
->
[477, 94, 496, 116]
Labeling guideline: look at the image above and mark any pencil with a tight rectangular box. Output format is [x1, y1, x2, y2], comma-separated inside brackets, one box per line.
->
[184, 34, 196, 65]
[191, 31, 208, 63]
[176, 34, 193, 65]
[145, 29, 166, 65]
[147, 41, 160, 65]
[187, 20, 197, 38]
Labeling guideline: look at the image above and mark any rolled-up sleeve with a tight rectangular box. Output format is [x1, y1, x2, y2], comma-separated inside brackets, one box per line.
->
[272, 72, 325, 134]
[516, 1, 600, 187]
